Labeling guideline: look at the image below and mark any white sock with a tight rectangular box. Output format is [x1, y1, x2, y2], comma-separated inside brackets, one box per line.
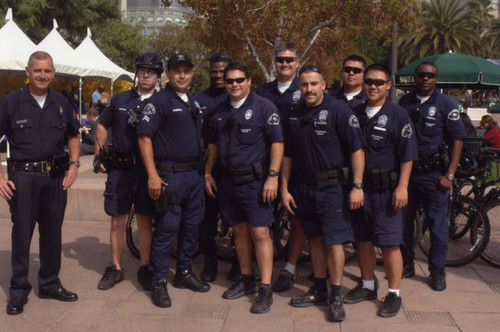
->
[362, 279, 375, 291]
[283, 263, 296, 275]
[388, 288, 400, 296]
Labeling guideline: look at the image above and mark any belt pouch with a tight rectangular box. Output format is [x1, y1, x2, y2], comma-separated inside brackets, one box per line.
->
[380, 169, 390, 190]
[390, 171, 399, 191]
[371, 169, 381, 191]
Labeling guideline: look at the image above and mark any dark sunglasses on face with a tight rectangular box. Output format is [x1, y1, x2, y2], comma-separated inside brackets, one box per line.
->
[275, 56, 296, 64]
[225, 77, 247, 84]
[416, 72, 437, 79]
[363, 78, 388, 87]
[343, 66, 363, 74]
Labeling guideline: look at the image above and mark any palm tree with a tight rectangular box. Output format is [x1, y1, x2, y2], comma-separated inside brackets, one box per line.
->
[485, 19, 500, 58]
[398, 0, 483, 65]
[467, 0, 494, 36]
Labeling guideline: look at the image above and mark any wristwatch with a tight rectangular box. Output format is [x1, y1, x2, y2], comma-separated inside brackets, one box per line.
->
[353, 183, 363, 189]
[445, 173, 454, 181]
[268, 170, 279, 177]
[69, 160, 81, 168]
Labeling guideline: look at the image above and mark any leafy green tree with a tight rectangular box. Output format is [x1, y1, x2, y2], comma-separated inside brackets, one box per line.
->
[485, 19, 500, 58]
[149, 23, 213, 93]
[162, 0, 418, 84]
[398, 0, 484, 65]
[0, 0, 145, 71]
[467, 0, 494, 36]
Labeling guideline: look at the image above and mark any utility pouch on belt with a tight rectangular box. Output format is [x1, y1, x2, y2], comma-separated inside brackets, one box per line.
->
[315, 169, 339, 189]
[50, 153, 69, 177]
[231, 165, 254, 185]
[370, 169, 399, 191]
[154, 184, 183, 215]
[252, 162, 264, 180]
[341, 167, 350, 186]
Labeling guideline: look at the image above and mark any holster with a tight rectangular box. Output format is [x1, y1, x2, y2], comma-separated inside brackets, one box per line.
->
[93, 145, 114, 173]
[230, 162, 264, 185]
[112, 151, 137, 170]
[154, 184, 183, 215]
[49, 153, 69, 177]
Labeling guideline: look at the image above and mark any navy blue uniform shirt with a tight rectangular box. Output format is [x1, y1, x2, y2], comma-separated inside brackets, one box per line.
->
[332, 88, 366, 109]
[398, 90, 465, 158]
[137, 84, 202, 163]
[195, 86, 227, 119]
[0, 85, 80, 161]
[205, 92, 283, 170]
[284, 94, 365, 174]
[353, 101, 417, 172]
[255, 77, 302, 118]
[99, 88, 154, 154]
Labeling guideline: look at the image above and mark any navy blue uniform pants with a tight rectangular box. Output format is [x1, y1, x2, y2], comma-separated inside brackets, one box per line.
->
[9, 171, 67, 298]
[150, 170, 205, 286]
[402, 170, 449, 272]
[198, 194, 219, 257]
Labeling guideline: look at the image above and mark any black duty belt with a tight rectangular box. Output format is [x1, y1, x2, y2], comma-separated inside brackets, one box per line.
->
[296, 168, 342, 189]
[156, 161, 200, 174]
[10, 160, 53, 174]
[413, 153, 441, 173]
[364, 169, 399, 191]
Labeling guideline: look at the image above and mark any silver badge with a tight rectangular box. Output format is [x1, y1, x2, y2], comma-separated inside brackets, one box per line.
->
[293, 90, 301, 101]
[349, 115, 360, 128]
[428, 106, 437, 117]
[401, 123, 413, 138]
[268, 112, 280, 125]
[319, 110, 328, 122]
[377, 114, 388, 127]
[142, 103, 156, 116]
[448, 109, 460, 121]
[245, 109, 253, 120]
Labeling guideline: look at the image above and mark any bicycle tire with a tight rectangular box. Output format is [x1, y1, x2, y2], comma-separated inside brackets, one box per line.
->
[480, 200, 500, 268]
[126, 206, 141, 259]
[418, 194, 490, 267]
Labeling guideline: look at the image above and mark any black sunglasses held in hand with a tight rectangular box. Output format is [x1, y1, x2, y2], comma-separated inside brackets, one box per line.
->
[225, 77, 247, 84]
[275, 56, 296, 64]
[343, 66, 363, 74]
[416, 72, 437, 79]
[363, 78, 388, 87]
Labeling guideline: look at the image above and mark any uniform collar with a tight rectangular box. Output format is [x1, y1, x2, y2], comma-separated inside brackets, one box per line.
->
[224, 90, 255, 111]
[270, 76, 299, 93]
[334, 88, 365, 101]
[409, 89, 439, 105]
[19, 84, 57, 106]
[164, 83, 191, 103]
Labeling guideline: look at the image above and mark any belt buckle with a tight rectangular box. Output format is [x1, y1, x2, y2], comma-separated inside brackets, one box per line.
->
[42, 161, 52, 175]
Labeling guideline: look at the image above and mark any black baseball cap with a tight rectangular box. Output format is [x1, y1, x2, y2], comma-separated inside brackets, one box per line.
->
[167, 53, 194, 69]
[209, 52, 231, 64]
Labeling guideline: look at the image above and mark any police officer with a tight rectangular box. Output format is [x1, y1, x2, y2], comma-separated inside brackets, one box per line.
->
[137, 53, 209, 308]
[399, 62, 465, 291]
[0, 51, 80, 315]
[344, 64, 417, 318]
[281, 65, 365, 322]
[204, 62, 284, 314]
[195, 52, 232, 282]
[94, 53, 162, 291]
[333, 54, 366, 108]
[255, 41, 305, 292]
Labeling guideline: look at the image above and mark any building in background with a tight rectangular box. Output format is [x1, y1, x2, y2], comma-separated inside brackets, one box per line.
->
[119, 0, 192, 36]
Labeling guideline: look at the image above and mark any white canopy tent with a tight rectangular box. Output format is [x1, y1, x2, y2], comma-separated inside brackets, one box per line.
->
[0, 8, 37, 75]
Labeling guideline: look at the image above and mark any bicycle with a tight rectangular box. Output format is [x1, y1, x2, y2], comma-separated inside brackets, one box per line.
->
[456, 147, 500, 268]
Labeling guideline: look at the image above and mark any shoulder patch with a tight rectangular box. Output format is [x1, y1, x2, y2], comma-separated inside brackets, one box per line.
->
[349, 114, 360, 128]
[448, 109, 460, 121]
[401, 123, 413, 138]
[268, 112, 280, 125]
[142, 103, 156, 116]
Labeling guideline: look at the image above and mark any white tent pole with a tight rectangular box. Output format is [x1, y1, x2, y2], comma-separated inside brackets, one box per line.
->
[79, 77, 83, 123]
[111, 79, 114, 97]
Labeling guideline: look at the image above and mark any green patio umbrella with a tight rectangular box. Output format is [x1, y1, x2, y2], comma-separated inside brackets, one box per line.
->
[488, 103, 500, 114]
[395, 53, 500, 90]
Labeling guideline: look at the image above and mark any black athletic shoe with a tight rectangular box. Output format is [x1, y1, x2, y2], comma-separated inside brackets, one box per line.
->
[173, 270, 210, 292]
[290, 287, 329, 307]
[200, 256, 218, 282]
[402, 264, 415, 278]
[222, 275, 258, 300]
[344, 280, 378, 304]
[328, 296, 346, 322]
[272, 270, 294, 292]
[430, 271, 446, 291]
[151, 280, 171, 308]
[137, 265, 153, 291]
[250, 284, 273, 314]
[377, 292, 402, 318]
[98, 265, 124, 290]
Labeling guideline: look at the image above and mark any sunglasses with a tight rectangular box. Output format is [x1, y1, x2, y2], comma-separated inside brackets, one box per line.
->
[225, 77, 247, 84]
[343, 66, 363, 74]
[363, 78, 388, 87]
[275, 56, 296, 64]
[416, 72, 437, 79]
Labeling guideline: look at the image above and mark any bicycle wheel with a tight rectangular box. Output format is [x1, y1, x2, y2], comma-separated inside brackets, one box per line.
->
[419, 194, 490, 267]
[480, 200, 500, 268]
[126, 206, 140, 259]
[457, 180, 476, 199]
